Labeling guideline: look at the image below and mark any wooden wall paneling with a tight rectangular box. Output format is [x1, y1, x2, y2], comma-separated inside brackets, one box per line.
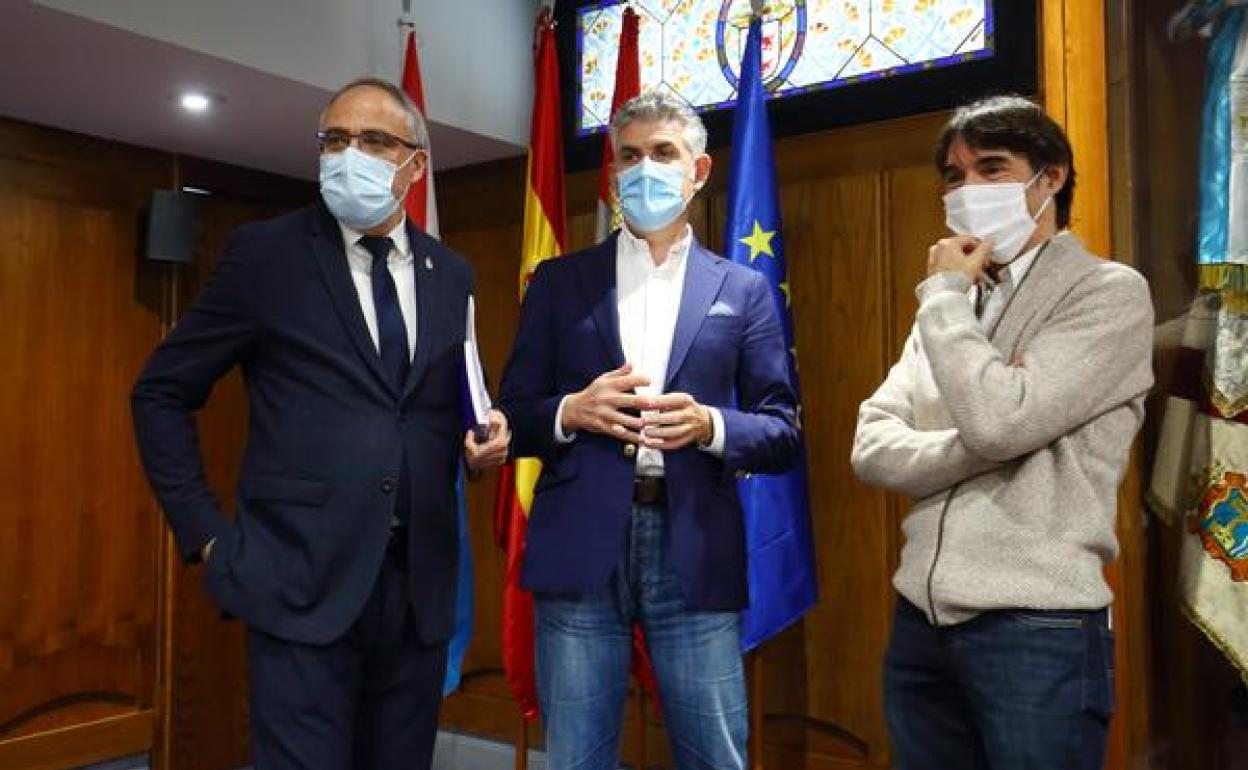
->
[0, 119, 170, 767]
[0, 712, 155, 770]
[1044, 0, 1113, 256]
[456, 223, 525, 688]
[153, 194, 295, 770]
[883, 162, 949, 593]
[1105, 6, 1162, 769]
[566, 209, 600, 255]
[1042, 1, 1151, 767]
[1126, 0, 1204, 324]
[772, 170, 892, 768]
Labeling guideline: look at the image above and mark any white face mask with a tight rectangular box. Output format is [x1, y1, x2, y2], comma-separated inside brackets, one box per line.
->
[943, 169, 1053, 264]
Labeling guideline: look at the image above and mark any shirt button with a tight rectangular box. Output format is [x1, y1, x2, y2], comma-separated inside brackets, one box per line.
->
[380, 477, 397, 493]
[623, 444, 637, 459]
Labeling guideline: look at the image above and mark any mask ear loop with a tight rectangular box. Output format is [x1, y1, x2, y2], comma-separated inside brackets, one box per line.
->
[685, 159, 708, 207]
[1025, 167, 1055, 223]
[394, 147, 423, 199]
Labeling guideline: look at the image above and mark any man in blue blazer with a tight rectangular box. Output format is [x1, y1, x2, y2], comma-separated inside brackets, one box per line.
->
[497, 91, 800, 770]
[131, 79, 509, 770]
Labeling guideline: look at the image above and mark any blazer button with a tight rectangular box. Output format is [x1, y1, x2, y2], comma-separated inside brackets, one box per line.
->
[380, 476, 397, 494]
[623, 444, 637, 459]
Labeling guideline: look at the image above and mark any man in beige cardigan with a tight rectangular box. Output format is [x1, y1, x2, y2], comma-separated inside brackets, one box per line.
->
[851, 96, 1153, 770]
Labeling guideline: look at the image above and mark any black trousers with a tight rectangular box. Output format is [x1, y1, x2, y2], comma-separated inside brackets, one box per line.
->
[246, 544, 448, 770]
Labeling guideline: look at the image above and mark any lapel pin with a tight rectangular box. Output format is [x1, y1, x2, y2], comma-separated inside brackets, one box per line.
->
[424, 256, 433, 271]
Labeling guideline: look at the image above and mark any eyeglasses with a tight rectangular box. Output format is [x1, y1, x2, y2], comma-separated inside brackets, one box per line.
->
[316, 129, 422, 156]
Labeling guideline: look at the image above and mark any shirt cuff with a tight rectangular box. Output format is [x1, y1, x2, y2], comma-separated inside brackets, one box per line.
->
[699, 406, 726, 458]
[916, 271, 973, 305]
[553, 395, 577, 444]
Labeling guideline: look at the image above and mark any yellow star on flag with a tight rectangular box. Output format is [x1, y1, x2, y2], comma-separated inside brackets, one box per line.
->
[778, 281, 791, 307]
[739, 220, 776, 263]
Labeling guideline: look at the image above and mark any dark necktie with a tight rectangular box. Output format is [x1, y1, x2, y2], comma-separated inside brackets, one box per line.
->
[976, 268, 1014, 331]
[358, 235, 411, 526]
[358, 236, 411, 389]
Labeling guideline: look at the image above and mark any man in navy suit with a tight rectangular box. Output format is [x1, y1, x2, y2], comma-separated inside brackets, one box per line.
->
[497, 91, 800, 770]
[131, 78, 509, 770]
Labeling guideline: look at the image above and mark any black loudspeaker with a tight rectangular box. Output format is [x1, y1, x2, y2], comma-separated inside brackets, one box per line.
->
[145, 190, 198, 263]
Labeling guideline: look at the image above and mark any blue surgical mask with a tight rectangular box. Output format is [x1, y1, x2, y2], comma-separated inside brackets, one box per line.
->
[617, 158, 691, 234]
[319, 147, 413, 230]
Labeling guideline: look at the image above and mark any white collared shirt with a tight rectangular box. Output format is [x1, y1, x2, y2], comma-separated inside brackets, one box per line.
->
[975, 241, 1043, 332]
[338, 218, 418, 360]
[555, 226, 726, 476]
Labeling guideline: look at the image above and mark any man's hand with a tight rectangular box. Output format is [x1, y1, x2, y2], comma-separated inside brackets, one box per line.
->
[638, 392, 713, 451]
[465, 409, 511, 473]
[562, 364, 650, 443]
[927, 236, 993, 283]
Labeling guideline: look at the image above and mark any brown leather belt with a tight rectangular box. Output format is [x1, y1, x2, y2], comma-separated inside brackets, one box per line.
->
[633, 476, 667, 506]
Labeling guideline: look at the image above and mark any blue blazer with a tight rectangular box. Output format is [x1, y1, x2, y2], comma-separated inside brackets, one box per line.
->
[497, 234, 800, 610]
[131, 204, 471, 646]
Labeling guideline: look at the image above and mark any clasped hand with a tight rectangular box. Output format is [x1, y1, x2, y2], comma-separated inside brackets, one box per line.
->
[561, 363, 712, 451]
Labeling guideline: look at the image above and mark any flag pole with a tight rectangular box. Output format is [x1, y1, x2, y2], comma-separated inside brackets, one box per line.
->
[515, 718, 529, 770]
[748, 651, 764, 770]
[748, 6, 766, 767]
[634, 686, 648, 769]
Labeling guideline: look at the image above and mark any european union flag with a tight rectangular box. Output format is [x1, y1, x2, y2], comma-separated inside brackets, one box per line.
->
[725, 16, 818, 651]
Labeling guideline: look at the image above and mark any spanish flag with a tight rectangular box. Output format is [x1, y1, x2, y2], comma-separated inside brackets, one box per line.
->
[493, 4, 565, 720]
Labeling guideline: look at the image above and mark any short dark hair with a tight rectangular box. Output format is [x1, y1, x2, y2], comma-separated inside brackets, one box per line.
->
[934, 95, 1076, 228]
[321, 77, 429, 148]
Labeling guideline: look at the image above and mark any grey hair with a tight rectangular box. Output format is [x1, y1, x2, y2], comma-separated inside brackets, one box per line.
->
[320, 77, 430, 149]
[609, 90, 708, 157]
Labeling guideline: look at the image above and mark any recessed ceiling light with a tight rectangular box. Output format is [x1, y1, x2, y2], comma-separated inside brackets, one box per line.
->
[180, 92, 212, 112]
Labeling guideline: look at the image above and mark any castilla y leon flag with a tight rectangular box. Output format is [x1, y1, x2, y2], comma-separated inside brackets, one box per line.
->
[401, 30, 439, 237]
[594, 6, 640, 242]
[493, 4, 566, 720]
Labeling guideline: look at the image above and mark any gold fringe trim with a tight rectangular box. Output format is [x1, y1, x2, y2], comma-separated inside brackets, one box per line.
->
[1212, 389, 1248, 421]
[1199, 264, 1248, 315]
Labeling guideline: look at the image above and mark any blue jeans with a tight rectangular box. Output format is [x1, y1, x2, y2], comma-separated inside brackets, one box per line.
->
[884, 597, 1114, 770]
[535, 503, 747, 770]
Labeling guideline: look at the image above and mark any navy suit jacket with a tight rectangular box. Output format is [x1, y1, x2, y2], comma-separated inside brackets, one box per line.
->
[497, 233, 800, 610]
[131, 203, 472, 645]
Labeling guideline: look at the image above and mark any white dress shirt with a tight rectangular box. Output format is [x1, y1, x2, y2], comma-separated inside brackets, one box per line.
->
[555, 226, 726, 476]
[338, 218, 418, 360]
[975, 241, 1043, 333]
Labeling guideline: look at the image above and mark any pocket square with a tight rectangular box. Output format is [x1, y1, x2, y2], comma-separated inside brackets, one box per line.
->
[707, 301, 737, 318]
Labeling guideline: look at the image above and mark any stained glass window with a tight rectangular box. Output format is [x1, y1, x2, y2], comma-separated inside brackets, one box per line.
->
[576, 0, 993, 135]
